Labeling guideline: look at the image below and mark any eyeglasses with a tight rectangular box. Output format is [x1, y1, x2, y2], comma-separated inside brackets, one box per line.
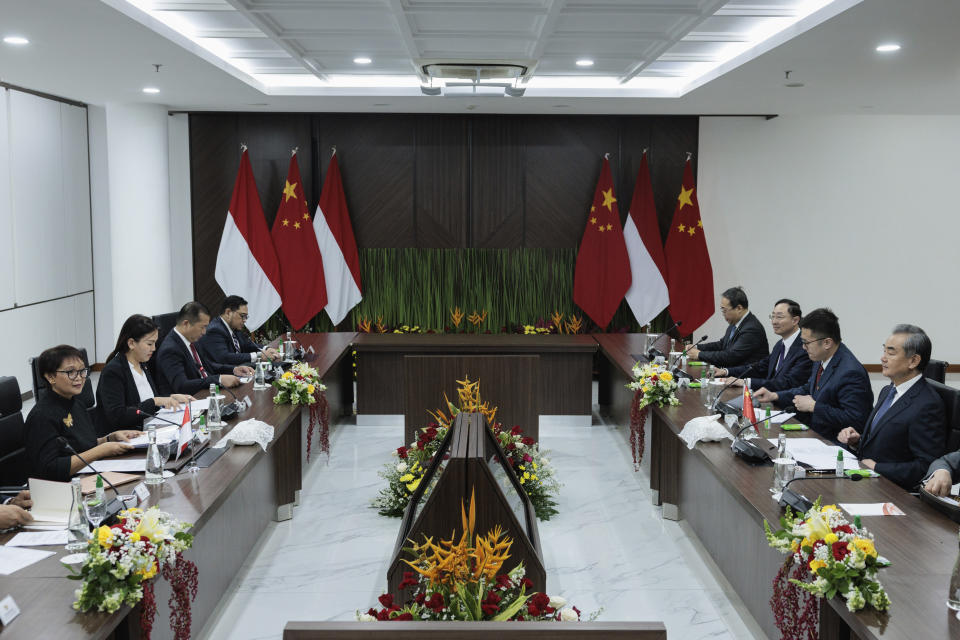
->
[800, 337, 828, 349]
[768, 314, 790, 320]
[57, 367, 90, 380]
[238, 313, 249, 320]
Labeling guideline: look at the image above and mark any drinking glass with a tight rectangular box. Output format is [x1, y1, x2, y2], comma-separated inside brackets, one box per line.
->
[771, 457, 797, 494]
[84, 497, 107, 531]
[157, 439, 175, 478]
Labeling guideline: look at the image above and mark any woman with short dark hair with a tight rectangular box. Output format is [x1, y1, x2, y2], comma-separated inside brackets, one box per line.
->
[96, 314, 193, 432]
[25, 344, 141, 481]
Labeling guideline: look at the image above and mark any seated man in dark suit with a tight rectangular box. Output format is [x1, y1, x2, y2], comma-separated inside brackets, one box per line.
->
[754, 308, 873, 441]
[155, 302, 255, 395]
[716, 298, 813, 392]
[923, 452, 960, 496]
[687, 286, 768, 368]
[837, 325, 945, 489]
[198, 295, 279, 368]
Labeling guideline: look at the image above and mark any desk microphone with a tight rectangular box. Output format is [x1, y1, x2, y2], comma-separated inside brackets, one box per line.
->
[710, 361, 762, 414]
[778, 472, 863, 512]
[729, 409, 793, 463]
[58, 437, 127, 519]
[646, 321, 682, 360]
[216, 384, 241, 419]
[671, 334, 708, 381]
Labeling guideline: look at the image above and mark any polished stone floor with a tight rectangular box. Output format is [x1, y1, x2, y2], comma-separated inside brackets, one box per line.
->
[199, 409, 766, 640]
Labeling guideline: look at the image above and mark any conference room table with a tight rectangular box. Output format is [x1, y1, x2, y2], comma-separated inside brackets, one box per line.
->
[0, 332, 355, 640]
[595, 333, 960, 640]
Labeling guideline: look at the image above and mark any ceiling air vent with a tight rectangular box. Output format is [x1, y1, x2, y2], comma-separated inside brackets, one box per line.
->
[420, 63, 528, 97]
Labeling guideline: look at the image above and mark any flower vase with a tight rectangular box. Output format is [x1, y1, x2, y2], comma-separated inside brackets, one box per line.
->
[629, 392, 648, 471]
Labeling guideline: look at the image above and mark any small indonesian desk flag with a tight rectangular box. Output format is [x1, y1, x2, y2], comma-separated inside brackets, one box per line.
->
[313, 151, 362, 326]
[623, 152, 669, 326]
[271, 152, 328, 330]
[215, 149, 283, 331]
[175, 404, 192, 460]
[573, 156, 632, 330]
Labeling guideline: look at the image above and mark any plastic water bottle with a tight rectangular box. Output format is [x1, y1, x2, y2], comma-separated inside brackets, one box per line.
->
[66, 478, 89, 551]
[764, 406, 772, 431]
[948, 528, 960, 610]
[777, 432, 787, 459]
[145, 425, 164, 485]
[208, 383, 223, 430]
[835, 449, 845, 477]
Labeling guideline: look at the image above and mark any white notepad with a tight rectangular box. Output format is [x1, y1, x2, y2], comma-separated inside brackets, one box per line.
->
[26, 478, 73, 526]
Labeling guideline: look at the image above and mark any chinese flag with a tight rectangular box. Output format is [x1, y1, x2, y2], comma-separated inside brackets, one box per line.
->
[743, 387, 757, 425]
[664, 160, 714, 334]
[271, 153, 328, 329]
[573, 156, 631, 330]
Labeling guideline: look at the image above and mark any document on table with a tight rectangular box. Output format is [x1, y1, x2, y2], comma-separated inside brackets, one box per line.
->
[78, 458, 148, 473]
[146, 398, 210, 429]
[27, 478, 72, 526]
[0, 546, 54, 575]
[762, 412, 797, 425]
[840, 503, 906, 516]
[127, 425, 179, 447]
[5, 530, 69, 547]
[766, 437, 859, 471]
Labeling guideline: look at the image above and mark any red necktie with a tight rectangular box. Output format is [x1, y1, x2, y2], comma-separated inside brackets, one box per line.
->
[189, 343, 208, 378]
[814, 364, 824, 390]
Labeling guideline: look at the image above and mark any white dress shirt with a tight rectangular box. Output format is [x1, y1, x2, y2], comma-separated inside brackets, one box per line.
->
[129, 361, 154, 402]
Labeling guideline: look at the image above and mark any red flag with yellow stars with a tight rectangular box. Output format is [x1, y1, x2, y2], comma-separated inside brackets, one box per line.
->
[270, 152, 328, 329]
[573, 156, 632, 330]
[664, 159, 714, 333]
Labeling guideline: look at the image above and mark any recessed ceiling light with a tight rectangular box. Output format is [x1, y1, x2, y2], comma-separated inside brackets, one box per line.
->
[354, 57, 372, 64]
[3, 36, 29, 45]
[876, 43, 901, 52]
[575, 59, 594, 67]
[142, 87, 160, 94]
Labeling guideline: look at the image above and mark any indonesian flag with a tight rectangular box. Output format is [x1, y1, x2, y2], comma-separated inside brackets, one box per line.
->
[313, 151, 362, 326]
[271, 153, 328, 329]
[623, 152, 669, 326]
[175, 404, 192, 460]
[215, 150, 283, 330]
[573, 156, 632, 330]
[742, 387, 757, 425]
[664, 160, 714, 334]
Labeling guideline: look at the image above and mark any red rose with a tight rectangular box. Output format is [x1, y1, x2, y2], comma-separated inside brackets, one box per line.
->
[396, 447, 408, 459]
[378, 593, 394, 608]
[506, 442, 516, 451]
[527, 602, 540, 616]
[835, 524, 854, 535]
[376, 609, 391, 621]
[482, 603, 499, 615]
[651, 374, 658, 381]
[521, 577, 534, 590]
[414, 592, 426, 604]
[425, 593, 445, 613]
[399, 571, 417, 590]
[496, 574, 512, 589]
[392, 612, 413, 621]
[511, 425, 523, 436]
[832, 541, 850, 562]
[522, 437, 535, 446]
[483, 591, 501, 606]
[531, 592, 551, 609]
[523, 453, 533, 462]
[366, 608, 378, 617]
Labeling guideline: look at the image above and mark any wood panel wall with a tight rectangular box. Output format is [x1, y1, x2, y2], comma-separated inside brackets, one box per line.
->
[188, 113, 698, 309]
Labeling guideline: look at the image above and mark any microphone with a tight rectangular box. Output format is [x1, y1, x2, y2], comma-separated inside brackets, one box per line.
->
[710, 361, 763, 414]
[646, 321, 682, 360]
[682, 335, 708, 357]
[778, 472, 863, 512]
[216, 385, 241, 419]
[729, 409, 793, 463]
[58, 437, 127, 519]
[671, 334, 708, 381]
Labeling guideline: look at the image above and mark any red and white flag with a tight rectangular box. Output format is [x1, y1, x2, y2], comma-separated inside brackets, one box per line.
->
[215, 149, 283, 330]
[175, 404, 192, 460]
[313, 151, 362, 326]
[623, 152, 669, 326]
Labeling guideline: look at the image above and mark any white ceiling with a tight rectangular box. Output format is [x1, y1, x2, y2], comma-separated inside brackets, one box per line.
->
[1, 0, 958, 114]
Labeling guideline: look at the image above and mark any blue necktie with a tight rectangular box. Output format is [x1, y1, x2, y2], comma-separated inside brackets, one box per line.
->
[723, 323, 736, 348]
[774, 342, 785, 372]
[870, 386, 897, 430]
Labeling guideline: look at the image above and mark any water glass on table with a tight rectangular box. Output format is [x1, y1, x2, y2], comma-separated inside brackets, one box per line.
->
[771, 457, 797, 494]
[84, 496, 107, 531]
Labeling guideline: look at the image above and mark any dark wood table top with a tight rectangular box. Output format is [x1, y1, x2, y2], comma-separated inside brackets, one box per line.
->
[647, 370, 960, 639]
[354, 332, 598, 352]
[292, 332, 356, 377]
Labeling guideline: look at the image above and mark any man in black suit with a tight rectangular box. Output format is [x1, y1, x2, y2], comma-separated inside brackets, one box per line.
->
[754, 308, 873, 441]
[838, 325, 945, 489]
[716, 298, 813, 392]
[198, 295, 279, 368]
[687, 286, 768, 368]
[155, 302, 255, 395]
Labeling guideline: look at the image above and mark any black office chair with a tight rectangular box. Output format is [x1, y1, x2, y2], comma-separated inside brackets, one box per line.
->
[30, 347, 96, 409]
[927, 379, 960, 453]
[0, 376, 29, 487]
[924, 359, 949, 384]
[148, 311, 179, 373]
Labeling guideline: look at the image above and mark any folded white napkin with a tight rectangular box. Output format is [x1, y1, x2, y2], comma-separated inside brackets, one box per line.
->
[212, 419, 274, 452]
[678, 414, 730, 449]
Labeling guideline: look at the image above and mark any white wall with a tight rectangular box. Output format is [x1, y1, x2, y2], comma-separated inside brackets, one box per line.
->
[168, 113, 193, 306]
[697, 115, 960, 367]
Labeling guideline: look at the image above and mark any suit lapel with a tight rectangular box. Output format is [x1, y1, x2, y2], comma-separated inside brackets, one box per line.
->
[769, 341, 785, 376]
[862, 381, 919, 449]
[176, 335, 200, 377]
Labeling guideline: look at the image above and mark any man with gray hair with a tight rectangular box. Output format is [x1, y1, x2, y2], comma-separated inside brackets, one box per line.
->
[837, 324, 946, 489]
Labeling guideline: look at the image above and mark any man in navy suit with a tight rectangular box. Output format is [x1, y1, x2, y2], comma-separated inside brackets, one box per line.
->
[754, 308, 873, 441]
[716, 298, 813, 392]
[688, 286, 769, 368]
[837, 325, 945, 489]
[199, 295, 279, 368]
[155, 302, 255, 395]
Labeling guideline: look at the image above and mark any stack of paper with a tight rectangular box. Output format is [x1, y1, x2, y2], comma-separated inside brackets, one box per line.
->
[766, 437, 859, 471]
[26, 478, 72, 527]
[0, 547, 54, 575]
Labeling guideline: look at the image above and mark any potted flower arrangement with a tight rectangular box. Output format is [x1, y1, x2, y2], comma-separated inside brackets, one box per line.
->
[625, 363, 680, 468]
[272, 361, 329, 459]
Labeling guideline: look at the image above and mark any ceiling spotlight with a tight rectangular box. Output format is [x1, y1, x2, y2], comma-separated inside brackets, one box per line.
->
[354, 57, 372, 64]
[576, 59, 594, 67]
[505, 85, 525, 97]
[875, 43, 901, 52]
[420, 84, 442, 96]
[142, 87, 160, 94]
[3, 36, 29, 45]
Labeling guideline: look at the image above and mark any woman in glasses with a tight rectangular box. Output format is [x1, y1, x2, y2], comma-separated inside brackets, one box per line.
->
[96, 314, 193, 432]
[24, 345, 141, 481]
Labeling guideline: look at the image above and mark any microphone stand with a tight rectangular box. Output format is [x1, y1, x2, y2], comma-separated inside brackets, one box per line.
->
[778, 472, 863, 512]
[729, 409, 793, 463]
[646, 320, 682, 360]
[671, 334, 708, 381]
[59, 438, 128, 520]
[710, 361, 763, 415]
[136, 409, 202, 472]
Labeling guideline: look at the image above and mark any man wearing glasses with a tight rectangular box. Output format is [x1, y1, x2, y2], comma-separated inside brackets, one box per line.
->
[715, 298, 813, 393]
[687, 286, 768, 368]
[199, 295, 279, 368]
[753, 308, 873, 440]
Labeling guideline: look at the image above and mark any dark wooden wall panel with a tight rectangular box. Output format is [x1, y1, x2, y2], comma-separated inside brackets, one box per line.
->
[414, 116, 469, 247]
[315, 114, 416, 248]
[471, 116, 523, 248]
[523, 116, 619, 248]
[188, 113, 698, 306]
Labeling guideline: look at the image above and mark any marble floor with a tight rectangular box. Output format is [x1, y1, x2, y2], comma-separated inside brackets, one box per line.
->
[199, 408, 767, 640]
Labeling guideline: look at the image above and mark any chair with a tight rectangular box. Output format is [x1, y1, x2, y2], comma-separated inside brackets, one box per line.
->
[30, 347, 95, 409]
[0, 376, 29, 487]
[925, 359, 949, 384]
[149, 311, 179, 374]
[927, 379, 960, 453]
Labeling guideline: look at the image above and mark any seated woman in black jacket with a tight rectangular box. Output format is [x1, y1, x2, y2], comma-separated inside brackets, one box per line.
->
[25, 345, 141, 481]
[96, 314, 193, 432]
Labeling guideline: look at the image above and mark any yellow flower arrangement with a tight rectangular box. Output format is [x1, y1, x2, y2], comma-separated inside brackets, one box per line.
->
[97, 525, 113, 548]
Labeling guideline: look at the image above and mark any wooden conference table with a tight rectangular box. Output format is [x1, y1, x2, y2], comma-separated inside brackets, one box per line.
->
[595, 333, 960, 640]
[0, 332, 355, 640]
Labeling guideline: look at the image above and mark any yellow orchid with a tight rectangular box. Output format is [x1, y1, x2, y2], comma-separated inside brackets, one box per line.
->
[805, 510, 832, 542]
[134, 507, 168, 543]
